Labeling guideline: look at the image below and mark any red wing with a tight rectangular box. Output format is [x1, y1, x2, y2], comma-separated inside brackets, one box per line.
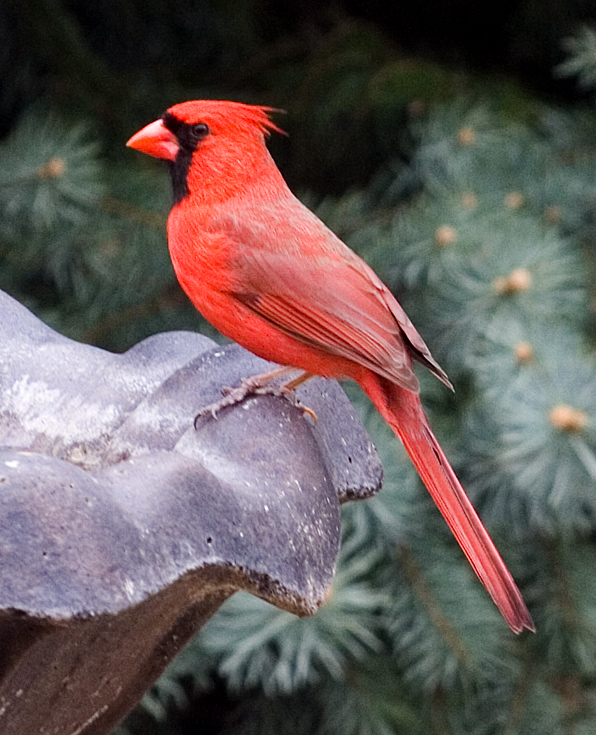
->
[239, 274, 419, 391]
[219, 207, 450, 391]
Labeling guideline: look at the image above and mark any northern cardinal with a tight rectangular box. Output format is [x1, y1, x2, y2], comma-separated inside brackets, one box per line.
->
[127, 100, 534, 633]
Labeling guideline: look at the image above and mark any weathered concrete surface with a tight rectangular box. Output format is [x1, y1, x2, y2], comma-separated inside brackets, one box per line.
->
[0, 290, 382, 734]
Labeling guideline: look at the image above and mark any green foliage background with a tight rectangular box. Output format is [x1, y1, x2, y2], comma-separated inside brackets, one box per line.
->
[3, 2, 596, 733]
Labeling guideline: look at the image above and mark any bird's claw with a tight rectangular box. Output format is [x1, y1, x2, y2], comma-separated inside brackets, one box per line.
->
[194, 379, 317, 428]
[296, 402, 318, 424]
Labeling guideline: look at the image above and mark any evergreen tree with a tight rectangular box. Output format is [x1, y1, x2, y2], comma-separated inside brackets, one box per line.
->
[3, 5, 596, 734]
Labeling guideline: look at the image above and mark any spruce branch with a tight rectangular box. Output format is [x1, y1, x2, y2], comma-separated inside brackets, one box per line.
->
[0, 155, 66, 189]
[545, 538, 582, 637]
[558, 26, 596, 92]
[386, 522, 512, 696]
[191, 545, 386, 698]
[507, 653, 539, 733]
[423, 217, 586, 372]
[476, 335, 596, 535]
[99, 196, 166, 229]
[398, 545, 471, 668]
[320, 665, 426, 735]
[0, 108, 103, 233]
[78, 282, 187, 345]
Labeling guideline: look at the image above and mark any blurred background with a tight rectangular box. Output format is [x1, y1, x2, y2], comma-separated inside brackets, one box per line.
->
[3, 1, 596, 733]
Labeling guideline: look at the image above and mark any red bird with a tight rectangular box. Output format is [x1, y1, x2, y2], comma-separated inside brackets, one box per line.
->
[127, 100, 534, 633]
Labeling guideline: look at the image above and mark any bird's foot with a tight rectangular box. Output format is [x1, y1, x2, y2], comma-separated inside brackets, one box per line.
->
[194, 367, 317, 428]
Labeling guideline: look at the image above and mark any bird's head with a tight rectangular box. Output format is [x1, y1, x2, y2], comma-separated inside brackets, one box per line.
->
[127, 100, 284, 205]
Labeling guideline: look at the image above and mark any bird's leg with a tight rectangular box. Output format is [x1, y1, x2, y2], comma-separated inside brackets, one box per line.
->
[194, 366, 316, 427]
[220, 365, 298, 398]
[275, 371, 318, 423]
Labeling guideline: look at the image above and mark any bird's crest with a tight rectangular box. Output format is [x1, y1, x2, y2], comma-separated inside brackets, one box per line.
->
[167, 100, 285, 138]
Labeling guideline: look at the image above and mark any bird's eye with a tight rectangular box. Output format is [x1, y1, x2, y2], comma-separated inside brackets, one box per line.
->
[191, 123, 210, 141]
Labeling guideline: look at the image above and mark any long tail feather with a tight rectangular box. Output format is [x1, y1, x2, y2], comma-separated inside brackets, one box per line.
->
[360, 374, 534, 634]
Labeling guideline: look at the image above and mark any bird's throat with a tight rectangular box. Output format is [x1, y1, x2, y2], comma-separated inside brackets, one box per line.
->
[168, 150, 192, 205]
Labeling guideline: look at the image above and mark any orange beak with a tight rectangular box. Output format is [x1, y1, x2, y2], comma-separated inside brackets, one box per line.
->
[126, 119, 179, 162]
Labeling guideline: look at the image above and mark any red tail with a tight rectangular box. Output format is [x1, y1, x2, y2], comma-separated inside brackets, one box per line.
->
[360, 374, 534, 634]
